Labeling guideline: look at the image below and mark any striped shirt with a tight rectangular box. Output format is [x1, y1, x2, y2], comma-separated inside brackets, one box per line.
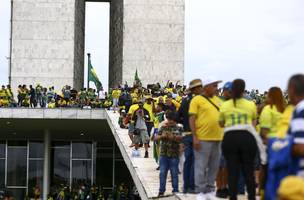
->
[288, 99, 304, 177]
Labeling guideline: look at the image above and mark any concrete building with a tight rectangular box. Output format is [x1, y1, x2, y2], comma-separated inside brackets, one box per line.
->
[10, 0, 184, 91]
[0, 109, 133, 199]
[5, 0, 185, 199]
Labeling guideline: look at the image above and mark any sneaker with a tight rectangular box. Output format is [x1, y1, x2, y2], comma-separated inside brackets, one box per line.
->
[131, 149, 137, 157]
[222, 188, 229, 198]
[158, 192, 164, 197]
[205, 192, 218, 200]
[144, 151, 149, 158]
[131, 149, 140, 157]
[196, 193, 207, 200]
[136, 150, 141, 157]
[216, 189, 228, 199]
[215, 189, 222, 197]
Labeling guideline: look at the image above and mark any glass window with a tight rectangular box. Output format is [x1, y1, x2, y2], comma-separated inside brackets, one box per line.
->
[72, 160, 92, 188]
[0, 141, 5, 158]
[28, 160, 43, 198]
[6, 188, 26, 200]
[7, 140, 27, 146]
[29, 141, 44, 158]
[0, 159, 5, 189]
[7, 147, 27, 186]
[51, 148, 70, 186]
[52, 141, 70, 148]
[72, 142, 92, 159]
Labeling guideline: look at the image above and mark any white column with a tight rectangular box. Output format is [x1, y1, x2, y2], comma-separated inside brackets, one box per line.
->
[43, 129, 51, 200]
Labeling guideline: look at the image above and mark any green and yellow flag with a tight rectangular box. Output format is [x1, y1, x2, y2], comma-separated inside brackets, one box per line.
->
[88, 54, 102, 91]
[134, 69, 141, 86]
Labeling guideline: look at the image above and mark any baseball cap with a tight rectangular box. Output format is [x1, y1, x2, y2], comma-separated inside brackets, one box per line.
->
[223, 82, 232, 91]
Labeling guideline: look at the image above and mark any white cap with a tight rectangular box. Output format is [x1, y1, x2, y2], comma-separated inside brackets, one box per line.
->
[203, 76, 222, 87]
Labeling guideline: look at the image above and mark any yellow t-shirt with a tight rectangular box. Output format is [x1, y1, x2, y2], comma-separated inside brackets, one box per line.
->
[172, 99, 181, 111]
[112, 89, 121, 99]
[189, 95, 223, 141]
[48, 102, 56, 108]
[128, 104, 139, 117]
[144, 103, 154, 122]
[259, 105, 283, 137]
[219, 98, 257, 127]
[176, 95, 183, 104]
[276, 105, 294, 138]
[165, 88, 174, 94]
[0, 89, 6, 97]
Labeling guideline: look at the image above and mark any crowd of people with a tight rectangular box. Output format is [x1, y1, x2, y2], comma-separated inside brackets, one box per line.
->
[113, 75, 304, 200]
[0, 75, 304, 200]
[0, 84, 112, 109]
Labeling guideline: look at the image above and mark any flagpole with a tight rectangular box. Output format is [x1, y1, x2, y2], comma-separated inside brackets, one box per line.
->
[87, 53, 90, 90]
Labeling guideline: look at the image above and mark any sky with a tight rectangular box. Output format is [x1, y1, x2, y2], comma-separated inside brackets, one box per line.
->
[1, 0, 304, 91]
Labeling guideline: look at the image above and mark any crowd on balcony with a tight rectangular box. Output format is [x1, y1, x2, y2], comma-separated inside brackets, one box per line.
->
[0, 84, 113, 109]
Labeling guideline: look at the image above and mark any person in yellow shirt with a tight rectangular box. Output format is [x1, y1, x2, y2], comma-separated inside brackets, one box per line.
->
[127, 101, 140, 147]
[189, 77, 223, 198]
[0, 96, 9, 107]
[47, 99, 56, 108]
[0, 85, 6, 98]
[276, 105, 294, 138]
[112, 87, 121, 113]
[219, 79, 258, 200]
[103, 98, 112, 109]
[259, 87, 286, 140]
[57, 98, 67, 107]
[144, 95, 155, 138]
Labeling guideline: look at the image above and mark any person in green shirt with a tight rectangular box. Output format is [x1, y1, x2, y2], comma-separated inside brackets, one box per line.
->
[219, 79, 258, 200]
[259, 87, 286, 141]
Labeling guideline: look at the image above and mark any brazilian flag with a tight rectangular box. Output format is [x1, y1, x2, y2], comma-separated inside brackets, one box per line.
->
[88, 54, 102, 91]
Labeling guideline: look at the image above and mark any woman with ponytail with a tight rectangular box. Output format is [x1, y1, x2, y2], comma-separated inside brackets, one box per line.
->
[219, 79, 260, 200]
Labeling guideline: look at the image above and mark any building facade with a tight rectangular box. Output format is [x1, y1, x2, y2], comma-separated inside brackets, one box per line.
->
[0, 109, 134, 200]
[10, 0, 184, 91]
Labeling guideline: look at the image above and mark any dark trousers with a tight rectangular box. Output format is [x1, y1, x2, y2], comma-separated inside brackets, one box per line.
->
[182, 135, 195, 192]
[222, 130, 258, 200]
[146, 122, 154, 137]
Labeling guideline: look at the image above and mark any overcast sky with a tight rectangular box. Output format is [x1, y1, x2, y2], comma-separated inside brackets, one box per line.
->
[1, 0, 304, 91]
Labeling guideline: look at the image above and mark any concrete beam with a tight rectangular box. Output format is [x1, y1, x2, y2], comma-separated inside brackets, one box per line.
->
[0, 108, 107, 120]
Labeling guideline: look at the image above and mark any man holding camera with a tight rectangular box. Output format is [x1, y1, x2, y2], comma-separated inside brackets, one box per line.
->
[132, 101, 151, 158]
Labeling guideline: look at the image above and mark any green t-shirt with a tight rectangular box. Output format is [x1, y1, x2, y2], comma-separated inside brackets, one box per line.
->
[158, 123, 183, 158]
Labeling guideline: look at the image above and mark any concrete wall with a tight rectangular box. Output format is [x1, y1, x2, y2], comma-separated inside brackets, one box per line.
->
[109, 0, 124, 89]
[11, 0, 184, 90]
[109, 0, 185, 88]
[10, 0, 85, 93]
[0, 108, 106, 119]
[74, 0, 86, 90]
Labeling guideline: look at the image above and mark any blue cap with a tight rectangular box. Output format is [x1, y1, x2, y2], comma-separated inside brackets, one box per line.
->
[223, 82, 232, 90]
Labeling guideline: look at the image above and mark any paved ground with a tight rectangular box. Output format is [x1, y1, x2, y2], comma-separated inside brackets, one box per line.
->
[107, 111, 254, 200]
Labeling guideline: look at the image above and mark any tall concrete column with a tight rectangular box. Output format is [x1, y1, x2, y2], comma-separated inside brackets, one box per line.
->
[43, 129, 51, 200]
[109, 0, 185, 88]
[10, 0, 85, 94]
